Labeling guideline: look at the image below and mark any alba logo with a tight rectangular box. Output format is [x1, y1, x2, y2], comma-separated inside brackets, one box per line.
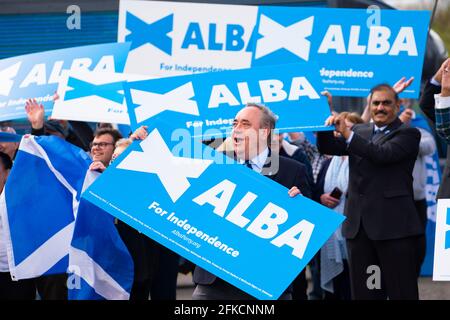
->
[125, 12, 173, 55]
[116, 129, 315, 260]
[318, 25, 418, 56]
[117, 129, 213, 202]
[125, 12, 312, 59]
[130, 76, 319, 124]
[125, 11, 418, 60]
[0, 62, 21, 96]
[131, 82, 199, 123]
[65, 77, 125, 104]
[255, 15, 313, 61]
[0, 56, 116, 96]
[208, 76, 319, 108]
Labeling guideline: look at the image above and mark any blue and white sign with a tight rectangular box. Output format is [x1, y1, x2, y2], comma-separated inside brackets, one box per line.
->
[124, 63, 331, 137]
[52, 70, 148, 124]
[433, 199, 450, 281]
[0, 42, 131, 121]
[119, 0, 429, 98]
[83, 119, 344, 300]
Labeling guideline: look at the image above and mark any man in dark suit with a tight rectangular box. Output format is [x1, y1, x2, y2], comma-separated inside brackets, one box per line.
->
[419, 58, 450, 198]
[317, 84, 421, 300]
[192, 103, 312, 300]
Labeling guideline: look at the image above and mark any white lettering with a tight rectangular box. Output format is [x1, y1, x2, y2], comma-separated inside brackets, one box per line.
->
[247, 203, 288, 239]
[367, 26, 391, 55]
[208, 84, 240, 108]
[271, 219, 314, 259]
[70, 58, 93, 71]
[318, 24, 417, 56]
[237, 82, 261, 104]
[289, 77, 320, 100]
[19, 64, 46, 88]
[48, 60, 65, 84]
[259, 79, 287, 103]
[348, 26, 366, 54]
[93, 55, 116, 72]
[225, 192, 257, 228]
[192, 179, 236, 217]
[318, 25, 346, 54]
[389, 27, 417, 56]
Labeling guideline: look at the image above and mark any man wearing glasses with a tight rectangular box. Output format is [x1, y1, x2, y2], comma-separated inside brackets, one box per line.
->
[89, 128, 123, 172]
[317, 84, 421, 300]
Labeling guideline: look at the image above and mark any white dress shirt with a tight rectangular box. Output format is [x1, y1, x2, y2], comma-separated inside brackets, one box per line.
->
[239, 148, 269, 173]
[346, 124, 387, 144]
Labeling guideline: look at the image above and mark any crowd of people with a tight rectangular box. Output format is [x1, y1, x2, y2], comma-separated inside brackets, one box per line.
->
[0, 58, 449, 300]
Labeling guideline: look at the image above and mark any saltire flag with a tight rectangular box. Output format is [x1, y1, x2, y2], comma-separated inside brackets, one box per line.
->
[68, 170, 134, 300]
[0, 135, 91, 280]
[0, 135, 134, 300]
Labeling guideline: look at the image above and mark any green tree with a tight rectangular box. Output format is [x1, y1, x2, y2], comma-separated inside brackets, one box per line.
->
[432, 6, 450, 53]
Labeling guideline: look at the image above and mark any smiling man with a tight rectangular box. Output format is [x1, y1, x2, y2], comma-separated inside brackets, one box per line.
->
[317, 84, 421, 300]
[232, 104, 277, 173]
[192, 103, 312, 300]
[89, 128, 123, 171]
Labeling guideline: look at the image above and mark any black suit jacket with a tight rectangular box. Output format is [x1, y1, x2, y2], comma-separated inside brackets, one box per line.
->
[193, 154, 311, 286]
[419, 80, 450, 198]
[116, 220, 160, 283]
[317, 118, 422, 240]
[419, 80, 441, 123]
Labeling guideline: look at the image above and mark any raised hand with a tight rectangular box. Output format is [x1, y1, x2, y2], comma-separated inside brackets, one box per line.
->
[399, 108, 415, 124]
[324, 114, 338, 127]
[25, 98, 45, 129]
[434, 58, 450, 85]
[130, 125, 149, 141]
[334, 113, 352, 140]
[321, 90, 333, 112]
[288, 186, 301, 197]
[89, 161, 106, 173]
[442, 60, 450, 97]
[393, 76, 414, 94]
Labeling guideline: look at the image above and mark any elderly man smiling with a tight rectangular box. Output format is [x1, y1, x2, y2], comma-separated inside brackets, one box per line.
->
[192, 102, 312, 300]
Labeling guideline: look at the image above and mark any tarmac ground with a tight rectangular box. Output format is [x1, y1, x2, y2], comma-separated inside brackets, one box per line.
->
[174, 273, 450, 300]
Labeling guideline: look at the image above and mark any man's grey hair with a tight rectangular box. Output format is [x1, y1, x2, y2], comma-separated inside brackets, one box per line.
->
[245, 103, 278, 130]
[245, 102, 278, 145]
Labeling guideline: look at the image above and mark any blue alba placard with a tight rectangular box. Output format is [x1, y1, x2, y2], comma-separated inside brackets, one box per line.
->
[0, 42, 130, 121]
[83, 118, 345, 300]
[119, 0, 429, 98]
[51, 70, 149, 125]
[123, 63, 331, 137]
